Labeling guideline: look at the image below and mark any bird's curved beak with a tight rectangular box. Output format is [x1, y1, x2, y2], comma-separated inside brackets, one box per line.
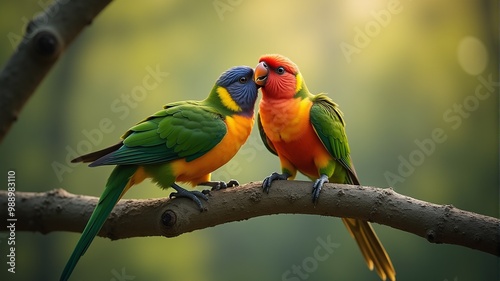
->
[254, 62, 269, 87]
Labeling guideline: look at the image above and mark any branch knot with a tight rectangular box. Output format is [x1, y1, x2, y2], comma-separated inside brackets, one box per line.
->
[32, 29, 62, 60]
[161, 209, 177, 228]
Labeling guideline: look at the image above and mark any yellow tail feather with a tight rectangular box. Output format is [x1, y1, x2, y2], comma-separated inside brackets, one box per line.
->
[342, 218, 396, 281]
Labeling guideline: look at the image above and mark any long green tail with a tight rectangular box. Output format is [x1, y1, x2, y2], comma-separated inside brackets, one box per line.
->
[60, 165, 138, 281]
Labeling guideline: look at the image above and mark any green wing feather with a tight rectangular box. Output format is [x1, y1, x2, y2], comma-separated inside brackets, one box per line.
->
[257, 113, 278, 156]
[311, 95, 395, 280]
[88, 101, 227, 167]
[60, 165, 137, 281]
[309, 94, 359, 184]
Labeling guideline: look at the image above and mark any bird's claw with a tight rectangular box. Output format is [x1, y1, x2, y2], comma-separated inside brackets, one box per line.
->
[226, 179, 239, 188]
[212, 179, 239, 191]
[262, 172, 289, 193]
[170, 184, 209, 212]
[312, 174, 329, 203]
[199, 180, 240, 191]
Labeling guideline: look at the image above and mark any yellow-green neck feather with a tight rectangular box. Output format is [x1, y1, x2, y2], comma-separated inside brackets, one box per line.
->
[217, 87, 242, 112]
[293, 72, 311, 99]
[295, 72, 304, 93]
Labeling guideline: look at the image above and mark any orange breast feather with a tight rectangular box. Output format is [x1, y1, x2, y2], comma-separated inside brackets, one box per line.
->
[260, 98, 332, 179]
[171, 114, 254, 185]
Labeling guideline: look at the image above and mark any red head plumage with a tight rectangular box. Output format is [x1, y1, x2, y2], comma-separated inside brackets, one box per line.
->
[259, 54, 299, 75]
[254, 54, 301, 99]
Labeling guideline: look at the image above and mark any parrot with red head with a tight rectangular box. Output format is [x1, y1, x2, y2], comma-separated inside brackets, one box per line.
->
[254, 54, 395, 281]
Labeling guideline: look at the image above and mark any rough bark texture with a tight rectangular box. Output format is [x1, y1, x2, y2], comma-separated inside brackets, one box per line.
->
[0, 0, 113, 142]
[0, 181, 498, 256]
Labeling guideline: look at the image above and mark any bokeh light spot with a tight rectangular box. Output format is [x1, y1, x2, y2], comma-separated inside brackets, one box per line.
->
[457, 36, 488, 75]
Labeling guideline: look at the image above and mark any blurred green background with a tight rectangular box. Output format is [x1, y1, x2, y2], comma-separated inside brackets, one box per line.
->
[0, 0, 498, 280]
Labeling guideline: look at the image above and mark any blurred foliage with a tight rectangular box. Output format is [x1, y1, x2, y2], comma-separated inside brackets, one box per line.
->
[0, 0, 498, 280]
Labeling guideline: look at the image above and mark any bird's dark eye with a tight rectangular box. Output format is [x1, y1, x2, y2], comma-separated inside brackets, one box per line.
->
[239, 76, 247, 83]
[276, 66, 285, 75]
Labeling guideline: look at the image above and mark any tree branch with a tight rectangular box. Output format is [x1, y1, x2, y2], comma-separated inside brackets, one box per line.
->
[0, 181, 498, 256]
[0, 0, 113, 142]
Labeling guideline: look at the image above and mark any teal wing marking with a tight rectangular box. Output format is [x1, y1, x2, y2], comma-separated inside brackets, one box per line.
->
[309, 94, 359, 184]
[90, 102, 227, 166]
